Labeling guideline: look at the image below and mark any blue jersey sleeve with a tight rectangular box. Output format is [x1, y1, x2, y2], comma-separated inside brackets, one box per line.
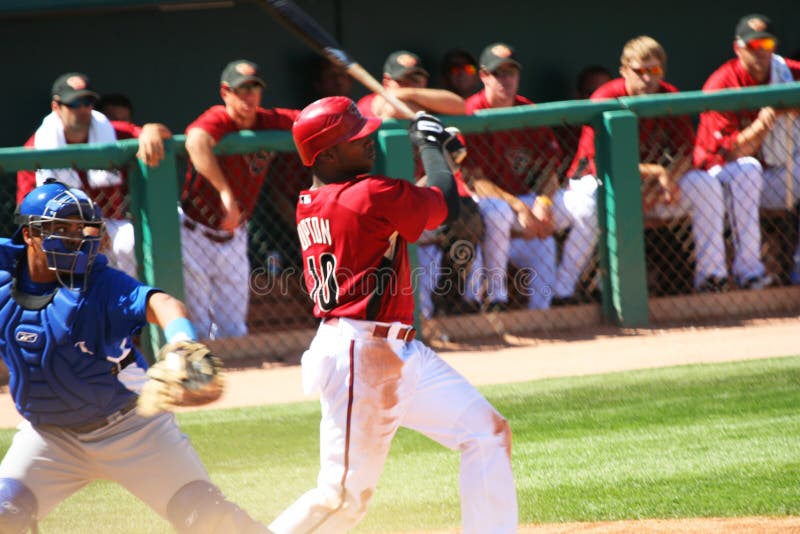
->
[90, 266, 162, 340]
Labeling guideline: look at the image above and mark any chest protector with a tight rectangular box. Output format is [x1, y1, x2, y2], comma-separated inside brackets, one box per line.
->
[0, 272, 135, 426]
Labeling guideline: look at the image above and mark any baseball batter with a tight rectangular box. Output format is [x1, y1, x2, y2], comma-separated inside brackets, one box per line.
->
[268, 97, 517, 533]
[0, 180, 267, 533]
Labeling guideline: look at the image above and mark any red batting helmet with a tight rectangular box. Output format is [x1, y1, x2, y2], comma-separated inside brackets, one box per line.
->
[292, 96, 382, 166]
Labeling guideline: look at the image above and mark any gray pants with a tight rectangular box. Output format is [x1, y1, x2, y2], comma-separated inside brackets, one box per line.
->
[0, 410, 209, 521]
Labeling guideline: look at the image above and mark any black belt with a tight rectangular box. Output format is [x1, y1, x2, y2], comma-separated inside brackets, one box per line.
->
[62, 397, 138, 434]
[111, 351, 138, 376]
[324, 318, 416, 342]
[182, 218, 235, 244]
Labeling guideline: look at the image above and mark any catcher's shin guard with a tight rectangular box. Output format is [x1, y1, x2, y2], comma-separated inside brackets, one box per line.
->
[167, 480, 270, 534]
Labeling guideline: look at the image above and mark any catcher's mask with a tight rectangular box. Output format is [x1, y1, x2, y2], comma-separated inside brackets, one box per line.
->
[14, 179, 104, 289]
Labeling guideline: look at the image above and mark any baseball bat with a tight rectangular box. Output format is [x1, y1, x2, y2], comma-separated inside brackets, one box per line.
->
[261, 0, 416, 119]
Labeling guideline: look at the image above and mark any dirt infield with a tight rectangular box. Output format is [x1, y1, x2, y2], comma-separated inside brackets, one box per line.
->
[0, 316, 797, 532]
[414, 515, 800, 532]
[0, 317, 798, 426]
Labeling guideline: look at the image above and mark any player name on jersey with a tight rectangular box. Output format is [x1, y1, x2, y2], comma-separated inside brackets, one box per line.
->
[297, 216, 332, 251]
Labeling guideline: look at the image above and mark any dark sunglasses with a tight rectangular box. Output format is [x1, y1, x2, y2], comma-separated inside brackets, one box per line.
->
[59, 97, 96, 109]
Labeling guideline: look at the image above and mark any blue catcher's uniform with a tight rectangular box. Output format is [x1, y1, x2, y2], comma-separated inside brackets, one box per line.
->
[0, 239, 155, 427]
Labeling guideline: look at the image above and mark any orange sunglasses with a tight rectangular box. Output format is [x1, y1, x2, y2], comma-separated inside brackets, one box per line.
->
[448, 64, 477, 76]
[746, 37, 777, 52]
[629, 65, 664, 77]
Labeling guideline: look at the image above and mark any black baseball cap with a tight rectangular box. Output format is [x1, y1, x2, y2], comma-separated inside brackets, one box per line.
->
[221, 59, 266, 89]
[51, 73, 99, 104]
[735, 14, 777, 42]
[479, 43, 522, 73]
[383, 51, 429, 80]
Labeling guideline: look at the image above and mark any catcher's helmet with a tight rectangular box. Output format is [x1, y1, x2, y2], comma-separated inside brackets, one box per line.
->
[15, 179, 104, 289]
[292, 96, 381, 166]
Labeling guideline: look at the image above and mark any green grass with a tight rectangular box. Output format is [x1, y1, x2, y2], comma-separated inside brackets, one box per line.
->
[3, 356, 799, 533]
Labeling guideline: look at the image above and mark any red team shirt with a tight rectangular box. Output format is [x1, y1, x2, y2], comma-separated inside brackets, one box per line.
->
[464, 90, 563, 195]
[694, 57, 800, 169]
[356, 94, 378, 118]
[297, 176, 447, 324]
[181, 105, 300, 229]
[567, 78, 696, 177]
[16, 120, 143, 219]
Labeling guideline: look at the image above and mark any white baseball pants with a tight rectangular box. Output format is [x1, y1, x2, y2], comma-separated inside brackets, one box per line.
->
[269, 318, 518, 533]
[646, 169, 728, 287]
[103, 218, 137, 279]
[180, 216, 249, 340]
[709, 157, 765, 283]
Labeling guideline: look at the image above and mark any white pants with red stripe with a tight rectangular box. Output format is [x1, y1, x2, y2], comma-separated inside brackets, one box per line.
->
[269, 318, 518, 534]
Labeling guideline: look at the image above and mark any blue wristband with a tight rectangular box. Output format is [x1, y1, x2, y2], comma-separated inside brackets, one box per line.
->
[164, 317, 198, 343]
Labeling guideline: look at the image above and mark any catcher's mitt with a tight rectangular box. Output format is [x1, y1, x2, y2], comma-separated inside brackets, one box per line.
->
[137, 341, 224, 416]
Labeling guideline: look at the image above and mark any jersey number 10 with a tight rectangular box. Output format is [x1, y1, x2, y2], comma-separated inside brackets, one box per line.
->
[307, 253, 339, 312]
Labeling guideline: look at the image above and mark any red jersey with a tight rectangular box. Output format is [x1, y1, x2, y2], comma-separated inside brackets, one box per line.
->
[567, 78, 696, 177]
[181, 105, 300, 229]
[356, 94, 378, 118]
[463, 90, 563, 195]
[694, 57, 800, 169]
[16, 120, 142, 220]
[296, 175, 447, 323]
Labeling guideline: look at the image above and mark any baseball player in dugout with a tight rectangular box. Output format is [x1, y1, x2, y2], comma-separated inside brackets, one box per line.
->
[16, 72, 171, 280]
[695, 13, 800, 288]
[462, 42, 598, 310]
[569, 36, 730, 293]
[356, 50, 466, 119]
[268, 97, 517, 533]
[181, 59, 300, 340]
[0, 180, 268, 533]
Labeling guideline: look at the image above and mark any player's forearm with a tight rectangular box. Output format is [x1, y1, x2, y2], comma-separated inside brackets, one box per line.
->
[473, 177, 522, 208]
[395, 88, 466, 116]
[731, 118, 770, 159]
[145, 291, 188, 328]
[185, 129, 233, 196]
[420, 145, 460, 224]
[668, 154, 693, 181]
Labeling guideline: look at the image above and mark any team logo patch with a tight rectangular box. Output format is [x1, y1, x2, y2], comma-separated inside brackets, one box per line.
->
[396, 54, 418, 68]
[15, 331, 38, 344]
[492, 44, 513, 58]
[75, 341, 95, 355]
[235, 62, 256, 76]
[66, 75, 87, 90]
[747, 18, 767, 32]
[299, 194, 312, 205]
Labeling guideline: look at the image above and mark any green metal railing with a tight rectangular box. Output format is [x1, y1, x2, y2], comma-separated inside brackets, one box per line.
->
[1, 82, 799, 350]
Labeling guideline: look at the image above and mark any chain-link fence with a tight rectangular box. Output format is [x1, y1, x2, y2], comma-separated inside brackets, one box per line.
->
[0, 174, 15, 238]
[632, 103, 800, 323]
[2, 86, 800, 362]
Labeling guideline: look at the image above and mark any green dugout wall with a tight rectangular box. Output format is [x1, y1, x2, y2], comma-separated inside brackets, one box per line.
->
[0, 0, 798, 148]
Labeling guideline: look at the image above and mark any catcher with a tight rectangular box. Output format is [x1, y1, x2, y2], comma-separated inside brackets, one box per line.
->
[0, 180, 267, 533]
